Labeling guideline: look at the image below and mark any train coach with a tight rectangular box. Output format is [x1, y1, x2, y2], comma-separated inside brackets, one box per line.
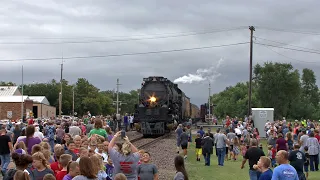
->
[134, 76, 194, 136]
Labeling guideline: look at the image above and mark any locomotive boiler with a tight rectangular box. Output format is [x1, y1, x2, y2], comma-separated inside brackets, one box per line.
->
[135, 76, 191, 136]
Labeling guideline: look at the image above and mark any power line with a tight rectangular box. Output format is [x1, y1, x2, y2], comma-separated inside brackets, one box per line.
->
[0, 27, 246, 45]
[254, 42, 320, 55]
[0, 26, 247, 40]
[256, 26, 320, 35]
[0, 42, 249, 62]
[255, 39, 318, 64]
[254, 36, 320, 53]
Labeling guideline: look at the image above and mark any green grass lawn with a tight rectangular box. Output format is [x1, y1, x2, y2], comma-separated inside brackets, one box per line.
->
[185, 139, 320, 180]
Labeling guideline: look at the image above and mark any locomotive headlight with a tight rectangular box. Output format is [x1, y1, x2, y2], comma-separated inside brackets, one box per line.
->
[149, 96, 156, 102]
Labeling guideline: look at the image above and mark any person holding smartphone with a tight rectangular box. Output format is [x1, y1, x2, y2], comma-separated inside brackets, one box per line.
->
[108, 131, 140, 180]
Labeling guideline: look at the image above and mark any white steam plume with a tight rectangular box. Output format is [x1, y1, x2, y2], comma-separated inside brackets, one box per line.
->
[173, 58, 224, 84]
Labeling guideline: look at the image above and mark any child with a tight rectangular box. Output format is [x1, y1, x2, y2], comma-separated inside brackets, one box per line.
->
[76, 147, 89, 163]
[194, 133, 202, 161]
[43, 174, 56, 180]
[137, 152, 159, 180]
[50, 148, 65, 176]
[114, 173, 127, 180]
[56, 154, 72, 180]
[232, 137, 240, 161]
[267, 145, 275, 167]
[91, 154, 107, 180]
[105, 157, 114, 180]
[14, 141, 27, 155]
[81, 141, 88, 149]
[65, 140, 77, 161]
[62, 162, 80, 180]
[32, 152, 55, 180]
[241, 144, 247, 159]
[271, 146, 277, 167]
[304, 146, 309, 179]
[13, 170, 30, 180]
[138, 149, 146, 165]
[96, 143, 108, 164]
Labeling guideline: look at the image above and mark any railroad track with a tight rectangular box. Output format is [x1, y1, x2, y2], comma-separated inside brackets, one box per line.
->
[136, 133, 172, 149]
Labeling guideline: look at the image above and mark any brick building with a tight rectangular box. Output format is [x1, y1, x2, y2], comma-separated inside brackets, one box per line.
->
[0, 96, 33, 120]
[0, 86, 56, 120]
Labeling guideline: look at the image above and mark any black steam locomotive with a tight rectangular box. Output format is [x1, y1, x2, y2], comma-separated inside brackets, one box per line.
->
[135, 76, 191, 136]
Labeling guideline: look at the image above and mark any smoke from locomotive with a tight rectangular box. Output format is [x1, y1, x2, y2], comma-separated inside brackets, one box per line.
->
[135, 76, 192, 136]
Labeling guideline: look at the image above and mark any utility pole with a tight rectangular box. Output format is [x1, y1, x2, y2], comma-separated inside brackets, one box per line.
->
[113, 78, 126, 114]
[116, 78, 120, 114]
[208, 82, 211, 119]
[72, 86, 74, 116]
[248, 26, 255, 116]
[21, 65, 24, 120]
[59, 60, 63, 118]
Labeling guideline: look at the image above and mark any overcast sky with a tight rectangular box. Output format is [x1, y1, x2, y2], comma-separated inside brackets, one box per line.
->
[1, 0, 320, 106]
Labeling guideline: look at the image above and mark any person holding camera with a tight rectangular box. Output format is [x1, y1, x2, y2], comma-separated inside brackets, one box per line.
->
[108, 131, 140, 180]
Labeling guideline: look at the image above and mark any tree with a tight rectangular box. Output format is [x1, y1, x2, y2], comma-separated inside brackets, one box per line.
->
[301, 68, 319, 107]
[254, 62, 300, 119]
[212, 82, 260, 118]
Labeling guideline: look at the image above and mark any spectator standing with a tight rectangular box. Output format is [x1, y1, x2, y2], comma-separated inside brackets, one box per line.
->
[175, 124, 183, 154]
[240, 139, 265, 180]
[18, 125, 41, 154]
[0, 127, 13, 176]
[216, 130, 228, 166]
[180, 128, 189, 159]
[89, 119, 107, 139]
[306, 132, 320, 171]
[108, 131, 140, 179]
[271, 150, 299, 180]
[299, 130, 309, 152]
[288, 144, 306, 180]
[202, 133, 214, 166]
[276, 133, 288, 152]
[69, 122, 82, 137]
[173, 155, 189, 180]
[44, 121, 56, 152]
[55, 125, 65, 144]
[253, 156, 273, 180]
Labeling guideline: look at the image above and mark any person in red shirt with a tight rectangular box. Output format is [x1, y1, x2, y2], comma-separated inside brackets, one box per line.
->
[315, 129, 320, 142]
[226, 116, 231, 128]
[28, 118, 34, 125]
[51, 148, 65, 176]
[56, 154, 72, 180]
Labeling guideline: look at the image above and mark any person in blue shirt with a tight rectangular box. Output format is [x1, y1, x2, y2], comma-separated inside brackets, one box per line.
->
[197, 126, 205, 138]
[272, 150, 299, 180]
[253, 156, 273, 180]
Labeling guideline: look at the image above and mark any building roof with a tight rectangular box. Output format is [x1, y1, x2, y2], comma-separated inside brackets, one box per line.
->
[28, 96, 50, 105]
[0, 96, 30, 102]
[0, 86, 21, 96]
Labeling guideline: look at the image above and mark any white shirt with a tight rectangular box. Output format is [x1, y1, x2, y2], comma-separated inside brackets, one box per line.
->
[96, 152, 108, 163]
[34, 131, 44, 141]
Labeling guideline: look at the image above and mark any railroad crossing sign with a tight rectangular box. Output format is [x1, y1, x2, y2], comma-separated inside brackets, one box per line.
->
[259, 110, 267, 119]
[7, 111, 12, 119]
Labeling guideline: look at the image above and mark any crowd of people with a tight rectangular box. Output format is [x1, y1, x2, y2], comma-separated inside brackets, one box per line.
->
[0, 115, 189, 180]
[175, 116, 320, 180]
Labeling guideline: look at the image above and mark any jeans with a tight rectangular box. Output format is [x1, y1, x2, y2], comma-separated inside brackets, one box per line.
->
[203, 153, 211, 166]
[0, 154, 10, 174]
[49, 139, 55, 152]
[309, 154, 319, 171]
[217, 148, 226, 166]
[249, 170, 261, 180]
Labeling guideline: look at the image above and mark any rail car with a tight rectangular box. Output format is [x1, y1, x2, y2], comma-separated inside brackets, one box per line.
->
[134, 76, 193, 136]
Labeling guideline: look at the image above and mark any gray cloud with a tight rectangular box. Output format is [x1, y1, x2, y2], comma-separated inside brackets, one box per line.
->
[1, 0, 320, 106]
